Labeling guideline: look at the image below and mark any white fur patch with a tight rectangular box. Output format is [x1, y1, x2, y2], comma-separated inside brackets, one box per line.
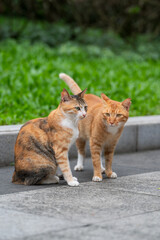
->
[74, 152, 84, 171]
[107, 125, 119, 135]
[40, 175, 59, 184]
[109, 172, 117, 179]
[101, 165, 105, 174]
[59, 73, 66, 79]
[100, 153, 105, 173]
[68, 180, 79, 187]
[92, 176, 102, 182]
[61, 118, 79, 148]
[73, 176, 78, 181]
[74, 165, 84, 171]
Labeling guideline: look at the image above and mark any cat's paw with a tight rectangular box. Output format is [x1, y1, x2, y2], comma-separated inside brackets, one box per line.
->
[52, 176, 60, 183]
[101, 166, 105, 174]
[108, 172, 117, 179]
[40, 175, 59, 184]
[68, 180, 79, 187]
[73, 176, 78, 181]
[74, 164, 84, 171]
[92, 176, 102, 182]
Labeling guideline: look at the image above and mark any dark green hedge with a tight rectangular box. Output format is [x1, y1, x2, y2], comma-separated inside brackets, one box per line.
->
[0, 0, 160, 36]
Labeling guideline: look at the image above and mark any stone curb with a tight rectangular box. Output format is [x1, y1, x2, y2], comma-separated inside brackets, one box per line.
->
[0, 116, 160, 166]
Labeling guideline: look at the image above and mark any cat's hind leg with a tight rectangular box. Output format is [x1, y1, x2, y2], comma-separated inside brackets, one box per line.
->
[40, 175, 59, 184]
[100, 151, 105, 174]
[37, 164, 59, 184]
[14, 163, 57, 185]
[104, 147, 117, 179]
[74, 138, 86, 171]
[90, 139, 102, 182]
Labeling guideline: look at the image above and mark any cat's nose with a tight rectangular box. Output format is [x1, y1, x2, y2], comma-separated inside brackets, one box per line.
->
[82, 113, 86, 118]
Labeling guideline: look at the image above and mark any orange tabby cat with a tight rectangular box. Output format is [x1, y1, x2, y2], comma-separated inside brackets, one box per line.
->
[12, 88, 87, 186]
[59, 73, 131, 182]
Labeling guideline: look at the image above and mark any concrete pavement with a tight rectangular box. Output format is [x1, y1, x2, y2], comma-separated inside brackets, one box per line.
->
[0, 150, 160, 240]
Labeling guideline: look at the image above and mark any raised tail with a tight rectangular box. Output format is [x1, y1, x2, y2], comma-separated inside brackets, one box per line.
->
[59, 73, 82, 95]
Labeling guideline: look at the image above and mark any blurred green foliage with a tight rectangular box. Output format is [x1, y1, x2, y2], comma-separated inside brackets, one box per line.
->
[0, 35, 160, 125]
[0, 17, 160, 125]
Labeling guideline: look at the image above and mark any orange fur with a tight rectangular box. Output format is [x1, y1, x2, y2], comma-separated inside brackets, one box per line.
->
[59, 73, 131, 181]
[12, 88, 87, 186]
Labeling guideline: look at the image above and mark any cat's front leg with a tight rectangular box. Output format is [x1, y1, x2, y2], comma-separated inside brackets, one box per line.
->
[56, 150, 79, 187]
[74, 138, 86, 171]
[90, 139, 102, 182]
[104, 147, 117, 179]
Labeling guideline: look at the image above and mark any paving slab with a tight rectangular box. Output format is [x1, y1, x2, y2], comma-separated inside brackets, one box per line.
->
[29, 210, 160, 240]
[24, 210, 160, 240]
[0, 208, 77, 240]
[0, 150, 160, 240]
[0, 172, 160, 240]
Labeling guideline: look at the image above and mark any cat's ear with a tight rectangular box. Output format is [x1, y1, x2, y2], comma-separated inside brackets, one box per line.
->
[61, 88, 72, 102]
[101, 93, 110, 104]
[77, 88, 87, 98]
[122, 98, 131, 111]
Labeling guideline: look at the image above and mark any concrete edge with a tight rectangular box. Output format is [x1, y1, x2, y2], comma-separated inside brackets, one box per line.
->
[0, 116, 160, 166]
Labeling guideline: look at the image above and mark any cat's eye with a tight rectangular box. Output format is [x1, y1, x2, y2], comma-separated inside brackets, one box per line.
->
[105, 113, 110, 117]
[117, 114, 122, 117]
[75, 107, 81, 111]
[84, 106, 88, 112]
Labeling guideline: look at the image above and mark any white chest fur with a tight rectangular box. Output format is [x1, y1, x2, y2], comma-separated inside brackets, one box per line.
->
[61, 118, 79, 148]
[107, 125, 119, 135]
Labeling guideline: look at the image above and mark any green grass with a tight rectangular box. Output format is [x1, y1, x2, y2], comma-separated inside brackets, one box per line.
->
[0, 39, 160, 125]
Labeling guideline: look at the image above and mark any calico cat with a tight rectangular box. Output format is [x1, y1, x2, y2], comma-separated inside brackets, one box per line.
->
[59, 73, 131, 182]
[12, 88, 87, 187]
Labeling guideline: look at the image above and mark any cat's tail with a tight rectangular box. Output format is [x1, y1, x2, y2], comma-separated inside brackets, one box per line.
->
[59, 73, 82, 95]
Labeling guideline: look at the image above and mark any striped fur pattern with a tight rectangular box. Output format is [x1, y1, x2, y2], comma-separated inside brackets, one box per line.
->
[59, 73, 131, 182]
[12, 88, 87, 186]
